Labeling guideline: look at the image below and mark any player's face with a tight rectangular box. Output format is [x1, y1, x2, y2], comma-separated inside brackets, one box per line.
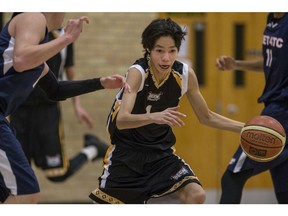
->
[149, 36, 178, 75]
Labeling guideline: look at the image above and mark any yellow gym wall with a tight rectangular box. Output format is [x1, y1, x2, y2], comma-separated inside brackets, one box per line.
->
[2, 12, 269, 202]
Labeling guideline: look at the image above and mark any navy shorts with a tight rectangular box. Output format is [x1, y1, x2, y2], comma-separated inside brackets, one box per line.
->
[227, 101, 288, 193]
[0, 114, 39, 200]
[89, 145, 201, 204]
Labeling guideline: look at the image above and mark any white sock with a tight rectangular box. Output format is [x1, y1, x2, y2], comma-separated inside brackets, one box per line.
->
[81, 146, 98, 161]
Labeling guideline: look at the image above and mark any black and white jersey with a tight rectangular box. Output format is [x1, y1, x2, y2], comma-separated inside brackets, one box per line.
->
[107, 57, 189, 151]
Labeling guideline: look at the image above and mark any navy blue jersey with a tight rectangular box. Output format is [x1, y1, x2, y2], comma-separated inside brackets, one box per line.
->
[106, 58, 189, 151]
[258, 13, 288, 103]
[0, 15, 46, 116]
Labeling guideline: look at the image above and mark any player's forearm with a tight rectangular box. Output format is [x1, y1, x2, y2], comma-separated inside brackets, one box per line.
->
[234, 59, 263, 71]
[65, 66, 78, 103]
[200, 111, 244, 133]
[116, 113, 153, 130]
[38, 70, 104, 101]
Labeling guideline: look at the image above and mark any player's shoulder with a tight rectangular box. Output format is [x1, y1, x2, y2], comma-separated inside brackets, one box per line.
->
[173, 59, 185, 69]
[10, 13, 47, 38]
[12, 13, 45, 24]
[172, 59, 189, 75]
[129, 57, 149, 76]
[132, 58, 148, 69]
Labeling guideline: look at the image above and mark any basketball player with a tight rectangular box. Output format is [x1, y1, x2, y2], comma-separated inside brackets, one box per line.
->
[0, 13, 129, 203]
[215, 13, 288, 204]
[89, 18, 244, 204]
[9, 27, 109, 184]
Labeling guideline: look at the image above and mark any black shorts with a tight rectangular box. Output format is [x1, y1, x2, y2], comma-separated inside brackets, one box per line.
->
[89, 145, 201, 204]
[9, 103, 69, 178]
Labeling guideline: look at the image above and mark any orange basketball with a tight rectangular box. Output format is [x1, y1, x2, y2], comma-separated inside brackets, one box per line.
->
[240, 115, 286, 162]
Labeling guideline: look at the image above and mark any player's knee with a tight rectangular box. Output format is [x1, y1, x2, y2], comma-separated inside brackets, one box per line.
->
[27, 193, 40, 204]
[189, 189, 206, 204]
[20, 192, 40, 204]
[180, 189, 206, 204]
[177, 184, 206, 204]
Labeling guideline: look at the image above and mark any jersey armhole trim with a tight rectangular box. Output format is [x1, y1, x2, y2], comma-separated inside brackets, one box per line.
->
[128, 64, 146, 92]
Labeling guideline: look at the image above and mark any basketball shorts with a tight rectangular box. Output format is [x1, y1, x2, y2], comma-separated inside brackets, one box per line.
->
[227, 101, 288, 193]
[9, 103, 69, 178]
[0, 114, 39, 199]
[89, 145, 201, 204]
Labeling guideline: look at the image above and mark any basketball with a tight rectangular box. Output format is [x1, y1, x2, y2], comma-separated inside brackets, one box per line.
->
[240, 115, 286, 162]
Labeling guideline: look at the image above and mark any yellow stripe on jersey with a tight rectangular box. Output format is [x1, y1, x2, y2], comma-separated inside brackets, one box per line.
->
[171, 69, 182, 89]
[111, 100, 121, 122]
[149, 67, 172, 89]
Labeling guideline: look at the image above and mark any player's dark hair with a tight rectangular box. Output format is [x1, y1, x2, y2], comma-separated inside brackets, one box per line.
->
[141, 18, 187, 60]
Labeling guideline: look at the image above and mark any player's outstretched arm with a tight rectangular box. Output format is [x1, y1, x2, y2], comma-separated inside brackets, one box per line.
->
[216, 55, 263, 72]
[38, 69, 129, 101]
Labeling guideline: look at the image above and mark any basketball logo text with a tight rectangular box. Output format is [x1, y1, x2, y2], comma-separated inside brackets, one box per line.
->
[248, 146, 267, 156]
[245, 132, 276, 145]
[147, 91, 163, 101]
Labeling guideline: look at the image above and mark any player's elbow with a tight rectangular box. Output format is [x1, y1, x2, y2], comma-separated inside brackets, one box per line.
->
[13, 56, 30, 72]
[13, 58, 26, 72]
[116, 117, 125, 130]
[198, 111, 212, 125]
[13, 54, 41, 72]
[116, 114, 129, 130]
[199, 117, 209, 125]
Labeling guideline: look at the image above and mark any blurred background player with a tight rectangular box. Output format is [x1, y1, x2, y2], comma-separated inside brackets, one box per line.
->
[0, 13, 129, 203]
[9, 27, 109, 183]
[215, 12, 288, 204]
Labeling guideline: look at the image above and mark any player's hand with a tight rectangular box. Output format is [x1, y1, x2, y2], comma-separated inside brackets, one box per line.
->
[74, 103, 94, 129]
[64, 16, 89, 43]
[151, 106, 186, 127]
[100, 74, 131, 93]
[216, 56, 236, 71]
